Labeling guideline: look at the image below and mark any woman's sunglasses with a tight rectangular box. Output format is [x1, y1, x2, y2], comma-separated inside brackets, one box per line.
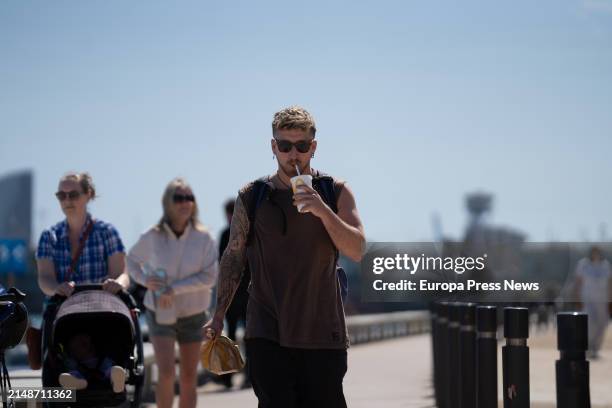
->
[173, 194, 195, 204]
[55, 190, 83, 201]
[274, 138, 313, 154]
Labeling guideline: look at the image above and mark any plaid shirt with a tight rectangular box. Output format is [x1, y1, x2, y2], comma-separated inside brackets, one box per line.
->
[36, 214, 125, 284]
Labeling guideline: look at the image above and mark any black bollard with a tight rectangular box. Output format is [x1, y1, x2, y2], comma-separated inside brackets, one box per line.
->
[477, 306, 498, 408]
[448, 302, 463, 408]
[502, 307, 530, 408]
[556, 312, 591, 408]
[433, 303, 445, 408]
[438, 302, 450, 408]
[431, 303, 439, 407]
[460, 303, 477, 408]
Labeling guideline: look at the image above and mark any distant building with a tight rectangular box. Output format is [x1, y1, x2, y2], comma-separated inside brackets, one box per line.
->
[0, 170, 34, 292]
[0, 170, 33, 245]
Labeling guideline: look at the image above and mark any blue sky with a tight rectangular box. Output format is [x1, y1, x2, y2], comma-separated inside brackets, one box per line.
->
[1, 0, 611, 248]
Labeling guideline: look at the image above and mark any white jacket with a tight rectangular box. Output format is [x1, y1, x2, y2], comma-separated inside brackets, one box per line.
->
[127, 222, 218, 318]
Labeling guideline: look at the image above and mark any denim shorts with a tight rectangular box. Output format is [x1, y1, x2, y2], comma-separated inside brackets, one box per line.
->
[145, 309, 208, 344]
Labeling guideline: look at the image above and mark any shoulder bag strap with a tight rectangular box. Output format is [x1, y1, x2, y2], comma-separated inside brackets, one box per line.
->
[64, 219, 95, 282]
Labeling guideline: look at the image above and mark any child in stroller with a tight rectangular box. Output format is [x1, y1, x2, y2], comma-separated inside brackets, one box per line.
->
[59, 332, 127, 393]
[42, 285, 145, 407]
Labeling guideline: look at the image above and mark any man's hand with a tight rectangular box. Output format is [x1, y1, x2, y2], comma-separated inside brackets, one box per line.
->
[202, 316, 224, 341]
[158, 287, 174, 309]
[292, 185, 332, 218]
[55, 281, 75, 297]
[102, 278, 124, 294]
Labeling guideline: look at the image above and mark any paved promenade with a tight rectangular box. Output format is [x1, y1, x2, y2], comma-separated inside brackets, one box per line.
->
[181, 325, 611, 408]
[11, 322, 611, 407]
[183, 334, 434, 408]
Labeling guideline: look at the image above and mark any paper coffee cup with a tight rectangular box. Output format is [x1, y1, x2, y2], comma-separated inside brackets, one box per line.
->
[290, 174, 313, 212]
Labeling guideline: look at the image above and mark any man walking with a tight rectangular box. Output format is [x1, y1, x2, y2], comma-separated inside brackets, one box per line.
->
[204, 106, 365, 407]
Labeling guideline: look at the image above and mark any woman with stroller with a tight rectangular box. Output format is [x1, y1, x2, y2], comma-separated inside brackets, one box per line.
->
[127, 177, 218, 408]
[36, 172, 130, 391]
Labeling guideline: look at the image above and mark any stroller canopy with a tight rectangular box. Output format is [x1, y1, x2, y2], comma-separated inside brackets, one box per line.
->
[55, 290, 133, 323]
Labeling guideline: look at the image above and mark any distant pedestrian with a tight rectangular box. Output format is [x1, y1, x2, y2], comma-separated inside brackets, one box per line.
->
[575, 246, 611, 359]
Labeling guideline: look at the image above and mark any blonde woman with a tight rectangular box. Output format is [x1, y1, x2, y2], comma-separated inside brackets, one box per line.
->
[127, 178, 218, 408]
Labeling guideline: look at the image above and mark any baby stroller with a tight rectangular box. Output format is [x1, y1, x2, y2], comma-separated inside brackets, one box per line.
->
[41, 285, 145, 407]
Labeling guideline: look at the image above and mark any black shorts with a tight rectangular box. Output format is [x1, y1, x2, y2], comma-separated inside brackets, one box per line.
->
[246, 338, 348, 408]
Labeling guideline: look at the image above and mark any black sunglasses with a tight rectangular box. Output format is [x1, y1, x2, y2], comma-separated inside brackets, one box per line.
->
[173, 194, 195, 203]
[274, 138, 313, 154]
[55, 190, 83, 201]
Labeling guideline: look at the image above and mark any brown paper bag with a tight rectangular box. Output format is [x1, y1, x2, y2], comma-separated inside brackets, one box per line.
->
[201, 335, 245, 375]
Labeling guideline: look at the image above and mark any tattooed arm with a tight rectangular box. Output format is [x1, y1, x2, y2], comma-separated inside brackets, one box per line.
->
[203, 194, 250, 339]
[214, 195, 249, 318]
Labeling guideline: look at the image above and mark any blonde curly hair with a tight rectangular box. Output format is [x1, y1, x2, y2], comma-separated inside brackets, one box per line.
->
[272, 106, 316, 137]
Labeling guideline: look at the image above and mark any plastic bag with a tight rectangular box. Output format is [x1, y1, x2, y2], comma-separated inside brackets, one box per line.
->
[200, 335, 245, 375]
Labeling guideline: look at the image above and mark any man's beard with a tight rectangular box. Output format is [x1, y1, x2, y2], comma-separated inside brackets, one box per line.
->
[279, 160, 308, 177]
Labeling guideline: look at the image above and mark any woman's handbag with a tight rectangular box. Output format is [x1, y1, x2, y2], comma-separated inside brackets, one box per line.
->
[200, 335, 245, 375]
[25, 326, 42, 370]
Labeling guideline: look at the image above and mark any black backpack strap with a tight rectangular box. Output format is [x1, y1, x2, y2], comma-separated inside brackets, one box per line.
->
[312, 173, 339, 250]
[245, 176, 273, 246]
[313, 173, 349, 301]
[313, 173, 338, 214]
